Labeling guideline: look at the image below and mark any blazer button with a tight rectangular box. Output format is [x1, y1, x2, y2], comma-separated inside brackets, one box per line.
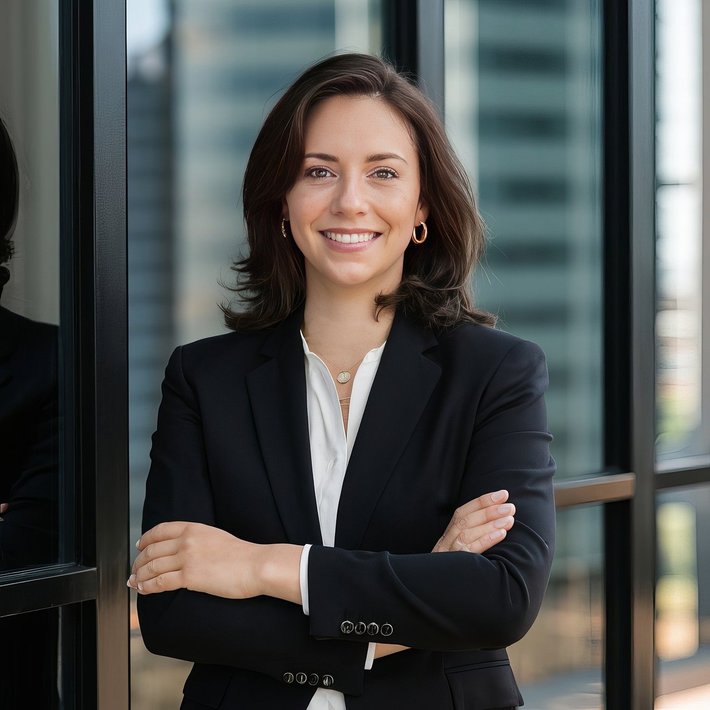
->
[367, 622, 379, 636]
[308, 673, 319, 686]
[381, 623, 394, 636]
[322, 674, 334, 688]
[354, 621, 367, 635]
[295, 672, 307, 685]
[340, 620, 354, 635]
[283, 672, 294, 684]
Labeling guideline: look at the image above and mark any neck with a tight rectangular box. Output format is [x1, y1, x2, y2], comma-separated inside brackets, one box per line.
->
[302, 284, 395, 362]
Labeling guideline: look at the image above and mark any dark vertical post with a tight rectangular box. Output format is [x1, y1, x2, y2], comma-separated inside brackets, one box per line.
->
[382, 0, 418, 75]
[92, 0, 129, 706]
[381, 0, 445, 113]
[602, 0, 633, 707]
[629, 0, 657, 707]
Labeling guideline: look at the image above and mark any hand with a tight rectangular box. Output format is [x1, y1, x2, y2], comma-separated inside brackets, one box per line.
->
[128, 521, 266, 599]
[0, 503, 8, 515]
[432, 489, 515, 554]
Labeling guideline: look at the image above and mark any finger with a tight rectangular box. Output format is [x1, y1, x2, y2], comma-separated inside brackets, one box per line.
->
[131, 570, 184, 595]
[133, 553, 182, 584]
[458, 527, 507, 554]
[0, 503, 8, 514]
[454, 490, 509, 519]
[457, 516, 515, 545]
[437, 502, 515, 552]
[132, 539, 180, 574]
[439, 493, 512, 543]
[137, 521, 189, 551]
[437, 515, 515, 553]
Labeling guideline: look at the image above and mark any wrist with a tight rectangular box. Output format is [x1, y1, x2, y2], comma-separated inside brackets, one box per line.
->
[259, 543, 303, 604]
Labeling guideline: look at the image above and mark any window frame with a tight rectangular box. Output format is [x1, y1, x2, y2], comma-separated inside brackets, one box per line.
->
[0, 0, 129, 707]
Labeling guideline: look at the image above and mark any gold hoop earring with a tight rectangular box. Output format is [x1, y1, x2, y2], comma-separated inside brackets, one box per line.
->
[411, 221, 428, 245]
[281, 218, 289, 239]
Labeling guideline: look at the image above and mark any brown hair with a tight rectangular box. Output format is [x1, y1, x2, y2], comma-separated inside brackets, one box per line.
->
[222, 53, 495, 330]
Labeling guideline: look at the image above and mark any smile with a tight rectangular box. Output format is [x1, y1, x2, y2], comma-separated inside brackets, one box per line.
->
[322, 231, 380, 244]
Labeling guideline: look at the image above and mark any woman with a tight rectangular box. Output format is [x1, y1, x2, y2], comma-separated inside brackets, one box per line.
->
[132, 54, 555, 710]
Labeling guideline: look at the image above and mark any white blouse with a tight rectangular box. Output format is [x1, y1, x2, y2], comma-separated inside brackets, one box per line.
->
[299, 332, 385, 710]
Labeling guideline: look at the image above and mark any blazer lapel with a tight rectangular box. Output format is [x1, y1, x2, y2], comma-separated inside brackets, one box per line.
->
[246, 309, 323, 546]
[335, 312, 441, 549]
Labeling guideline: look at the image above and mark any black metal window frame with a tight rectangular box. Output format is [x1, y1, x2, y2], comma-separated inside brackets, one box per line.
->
[0, 0, 129, 707]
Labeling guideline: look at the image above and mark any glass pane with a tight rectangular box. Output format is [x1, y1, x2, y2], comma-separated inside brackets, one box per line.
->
[509, 505, 604, 709]
[0, 607, 61, 708]
[655, 0, 708, 461]
[127, 1, 384, 706]
[656, 486, 710, 708]
[0, 2, 62, 571]
[445, 0, 604, 479]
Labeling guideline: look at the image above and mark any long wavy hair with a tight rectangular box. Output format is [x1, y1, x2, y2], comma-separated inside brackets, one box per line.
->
[222, 53, 495, 331]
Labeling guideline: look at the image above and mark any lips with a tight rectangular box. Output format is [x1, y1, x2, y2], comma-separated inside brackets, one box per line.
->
[321, 231, 380, 244]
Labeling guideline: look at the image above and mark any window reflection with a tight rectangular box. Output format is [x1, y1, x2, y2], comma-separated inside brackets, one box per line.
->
[656, 486, 710, 707]
[655, 0, 707, 461]
[0, 2, 61, 572]
[510, 505, 603, 710]
[445, 0, 604, 480]
[0, 607, 60, 708]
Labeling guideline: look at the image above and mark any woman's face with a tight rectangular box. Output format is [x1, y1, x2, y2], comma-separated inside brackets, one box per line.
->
[284, 94, 427, 296]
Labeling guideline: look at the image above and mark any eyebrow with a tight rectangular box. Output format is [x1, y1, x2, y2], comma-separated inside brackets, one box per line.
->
[304, 151, 408, 164]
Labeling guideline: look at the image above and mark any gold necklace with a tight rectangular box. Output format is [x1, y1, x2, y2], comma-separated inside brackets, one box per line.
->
[303, 333, 364, 384]
[330, 356, 363, 384]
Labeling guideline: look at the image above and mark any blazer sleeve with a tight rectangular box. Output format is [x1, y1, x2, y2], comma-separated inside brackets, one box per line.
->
[306, 339, 556, 651]
[137, 346, 370, 696]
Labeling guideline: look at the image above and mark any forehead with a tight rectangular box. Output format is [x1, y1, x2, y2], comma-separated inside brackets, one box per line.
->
[303, 95, 417, 155]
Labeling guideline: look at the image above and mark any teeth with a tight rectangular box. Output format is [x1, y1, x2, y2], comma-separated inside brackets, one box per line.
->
[323, 231, 377, 244]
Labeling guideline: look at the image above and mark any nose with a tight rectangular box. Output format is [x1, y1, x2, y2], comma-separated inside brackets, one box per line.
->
[331, 172, 367, 216]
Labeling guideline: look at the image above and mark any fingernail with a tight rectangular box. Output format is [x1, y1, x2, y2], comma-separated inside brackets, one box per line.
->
[497, 504, 514, 515]
[491, 528, 505, 540]
[137, 582, 144, 592]
[491, 490, 507, 503]
[495, 516, 514, 528]
[126, 578, 132, 588]
[135, 539, 141, 549]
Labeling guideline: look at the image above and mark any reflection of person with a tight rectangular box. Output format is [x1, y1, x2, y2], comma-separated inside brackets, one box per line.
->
[0, 117, 60, 708]
[132, 54, 555, 709]
[0, 116, 59, 569]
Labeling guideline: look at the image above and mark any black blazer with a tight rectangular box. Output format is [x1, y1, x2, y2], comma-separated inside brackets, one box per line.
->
[0, 305, 60, 709]
[0, 305, 59, 569]
[138, 308, 555, 710]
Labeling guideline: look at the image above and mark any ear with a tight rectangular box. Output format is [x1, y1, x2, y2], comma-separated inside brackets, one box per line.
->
[416, 201, 429, 224]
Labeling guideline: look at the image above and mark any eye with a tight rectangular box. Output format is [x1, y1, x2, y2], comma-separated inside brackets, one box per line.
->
[370, 167, 398, 180]
[305, 166, 335, 179]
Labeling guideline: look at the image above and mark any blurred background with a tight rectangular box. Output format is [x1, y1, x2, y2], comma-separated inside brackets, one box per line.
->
[125, 1, 709, 708]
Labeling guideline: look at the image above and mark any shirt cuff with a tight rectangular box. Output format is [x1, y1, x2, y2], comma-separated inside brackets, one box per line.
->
[365, 642, 376, 670]
[299, 543, 312, 616]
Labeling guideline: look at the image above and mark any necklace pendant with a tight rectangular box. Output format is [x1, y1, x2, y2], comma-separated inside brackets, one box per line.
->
[336, 370, 351, 384]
